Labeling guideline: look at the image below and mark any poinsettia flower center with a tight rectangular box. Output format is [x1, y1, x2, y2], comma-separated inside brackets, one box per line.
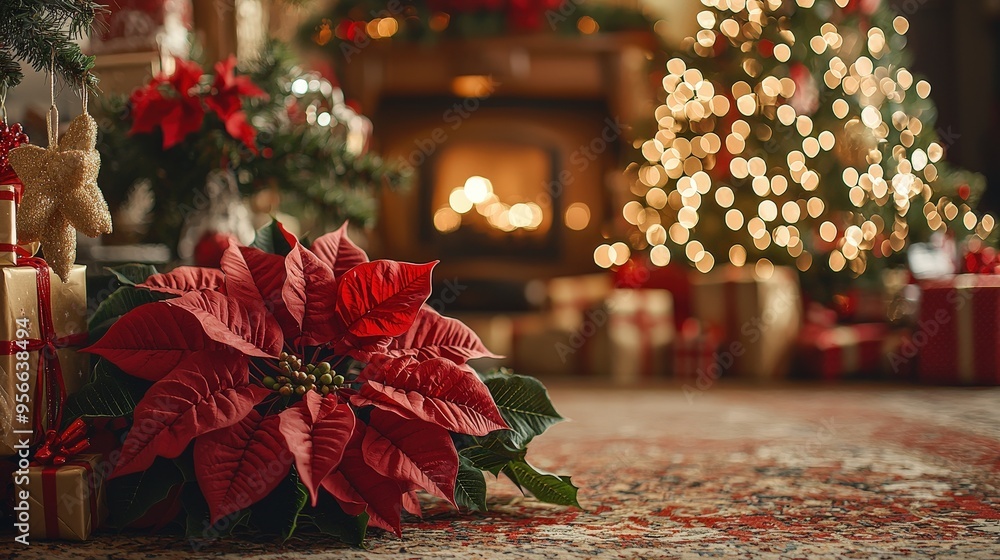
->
[254, 350, 354, 397]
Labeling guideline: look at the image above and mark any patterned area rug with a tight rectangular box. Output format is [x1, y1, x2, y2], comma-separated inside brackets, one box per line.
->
[10, 384, 1000, 559]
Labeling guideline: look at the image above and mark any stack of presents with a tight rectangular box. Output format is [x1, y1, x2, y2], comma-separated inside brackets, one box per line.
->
[457, 243, 1000, 385]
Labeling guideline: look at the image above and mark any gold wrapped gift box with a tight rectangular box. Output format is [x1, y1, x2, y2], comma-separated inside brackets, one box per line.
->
[14, 453, 109, 541]
[0, 263, 89, 456]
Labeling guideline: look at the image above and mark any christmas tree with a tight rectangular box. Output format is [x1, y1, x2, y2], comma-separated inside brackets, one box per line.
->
[614, 0, 990, 279]
[0, 1, 103, 93]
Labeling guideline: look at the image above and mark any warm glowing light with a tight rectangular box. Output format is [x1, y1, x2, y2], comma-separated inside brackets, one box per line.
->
[433, 207, 461, 233]
[449, 188, 473, 214]
[611, 242, 631, 266]
[577, 16, 599, 34]
[730, 245, 747, 267]
[755, 259, 775, 279]
[508, 203, 534, 229]
[451, 75, 495, 98]
[565, 203, 591, 231]
[651, 245, 671, 267]
[463, 176, 492, 204]
[595, 245, 614, 268]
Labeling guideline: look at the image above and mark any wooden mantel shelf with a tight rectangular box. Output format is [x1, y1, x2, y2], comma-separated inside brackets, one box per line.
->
[338, 31, 660, 124]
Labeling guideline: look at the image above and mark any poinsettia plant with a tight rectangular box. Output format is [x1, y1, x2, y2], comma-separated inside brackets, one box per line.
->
[69, 221, 576, 544]
[97, 43, 412, 254]
[129, 56, 266, 152]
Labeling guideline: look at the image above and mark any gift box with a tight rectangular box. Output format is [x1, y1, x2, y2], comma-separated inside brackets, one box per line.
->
[917, 275, 1000, 385]
[882, 328, 918, 381]
[615, 258, 693, 330]
[691, 266, 802, 381]
[510, 313, 582, 377]
[673, 320, 720, 382]
[13, 453, 108, 540]
[797, 323, 889, 381]
[588, 289, 675, 383]
[547, 274, 613, 331]
[0, 184, 89, 456]
[91, 0, 192, 56]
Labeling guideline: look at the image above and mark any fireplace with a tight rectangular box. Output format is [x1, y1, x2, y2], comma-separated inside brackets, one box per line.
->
[337, 33, 657, 284]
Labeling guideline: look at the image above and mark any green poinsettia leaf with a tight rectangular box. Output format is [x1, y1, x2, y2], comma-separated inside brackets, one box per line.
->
[459, 438, 525, 476]
[89, 286, 173, 340]
[455, 456, 487, 512]
[502, 461, 580, 508]
[181, 483, 250, 544]
[481, 370, 564, 449]
[249, 469, 309, 542]
[301, 494, 370, 547]
[63, 361, 152, 424]
[106, 264, 160, 286]
[105, 457, 184, 530]
[251, 220, 296, 256]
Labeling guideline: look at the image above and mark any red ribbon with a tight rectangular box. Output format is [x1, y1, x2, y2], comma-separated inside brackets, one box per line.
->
[34, 418, 91, 467]
[0, 257, 87, 439]
[0, 169, 21, 188]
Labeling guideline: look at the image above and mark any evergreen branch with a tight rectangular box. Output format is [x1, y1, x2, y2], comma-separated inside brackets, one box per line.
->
[0, 1, 104, 91]
[0, 48, 23, 94]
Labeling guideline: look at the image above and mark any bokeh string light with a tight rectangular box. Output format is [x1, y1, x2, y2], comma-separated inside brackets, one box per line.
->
[609, 0, 992, 275]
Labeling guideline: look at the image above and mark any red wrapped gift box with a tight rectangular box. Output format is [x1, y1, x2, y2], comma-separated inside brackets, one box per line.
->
[797, 323, 889, 381]
[91, 0, 192, 55]
[917, 275, 1000, 385]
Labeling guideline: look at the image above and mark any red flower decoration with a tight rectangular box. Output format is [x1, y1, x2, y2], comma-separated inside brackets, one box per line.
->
[129, 59, 206, 150]
[86, 223, 503, 535]
[206, 56, 269, 154]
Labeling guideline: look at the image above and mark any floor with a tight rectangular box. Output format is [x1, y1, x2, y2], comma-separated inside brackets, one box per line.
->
[11, 383, 1000, 559]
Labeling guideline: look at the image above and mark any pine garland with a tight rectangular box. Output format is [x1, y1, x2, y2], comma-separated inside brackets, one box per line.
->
[0, 1, 105, 93]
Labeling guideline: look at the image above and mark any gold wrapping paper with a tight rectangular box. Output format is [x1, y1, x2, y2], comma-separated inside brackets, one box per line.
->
[0, 264, 88, 456]
[588, 289, 675, 384]
[691, 266, 802, 381]
[14, 453, 108, 541]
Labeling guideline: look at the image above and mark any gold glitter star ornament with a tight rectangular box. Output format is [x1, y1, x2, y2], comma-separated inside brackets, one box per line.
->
[8, 112, 113, 281]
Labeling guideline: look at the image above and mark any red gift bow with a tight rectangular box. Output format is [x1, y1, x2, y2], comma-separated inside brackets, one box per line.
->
[38, 451, 101, 539]
[33, 418, 91, 467]
[30, 419, 97, 539]
[0, 167, 20, 186]
[0, 188, 88, 440]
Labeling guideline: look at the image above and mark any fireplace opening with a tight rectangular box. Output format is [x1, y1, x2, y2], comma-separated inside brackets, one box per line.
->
[424, 139, 561, 258]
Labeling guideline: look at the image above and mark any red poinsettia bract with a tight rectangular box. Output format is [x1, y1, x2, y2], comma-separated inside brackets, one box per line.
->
[129, 56, 266, 152]
[205, 56, 269, 154]
[129, 58, 206, 150]
[86, 224, 503, 535]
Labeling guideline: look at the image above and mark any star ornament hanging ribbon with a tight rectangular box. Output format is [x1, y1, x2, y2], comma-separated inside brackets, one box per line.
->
[9, 113, 113, 281]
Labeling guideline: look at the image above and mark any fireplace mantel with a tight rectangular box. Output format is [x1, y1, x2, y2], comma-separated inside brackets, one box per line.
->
[339, 31, 659, 126]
